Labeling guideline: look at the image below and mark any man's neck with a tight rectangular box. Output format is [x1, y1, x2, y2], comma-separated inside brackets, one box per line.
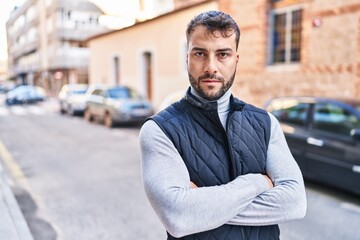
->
[190, 87, 231, 129]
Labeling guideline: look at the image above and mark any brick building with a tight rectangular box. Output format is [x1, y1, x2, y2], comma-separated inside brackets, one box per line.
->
[221, 0, 360, 106]
[88, 0, 360, 109]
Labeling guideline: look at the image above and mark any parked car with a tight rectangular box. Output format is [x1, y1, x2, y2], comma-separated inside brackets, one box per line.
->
[157, 90, 185, 113]
[264, 96, 360, 195]
[0, 81, 16, 93]
[84, 84, 154, 127]
[58, 84, 88, 115]
[5, 85, 47, 105]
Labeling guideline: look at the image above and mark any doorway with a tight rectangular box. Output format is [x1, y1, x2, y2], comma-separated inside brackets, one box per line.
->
[142, 52, 152, 100]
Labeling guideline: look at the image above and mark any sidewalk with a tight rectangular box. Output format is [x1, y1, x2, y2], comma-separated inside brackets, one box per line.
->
[0, 161, 34, 240]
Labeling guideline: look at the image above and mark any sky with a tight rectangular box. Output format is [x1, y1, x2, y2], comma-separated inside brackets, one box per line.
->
[0, 0, 136, 62]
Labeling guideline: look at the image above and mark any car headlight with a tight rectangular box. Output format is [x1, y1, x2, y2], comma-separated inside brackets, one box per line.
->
[111, 100, 123, 109]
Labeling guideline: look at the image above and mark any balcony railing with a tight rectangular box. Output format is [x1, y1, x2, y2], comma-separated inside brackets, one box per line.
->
[48, 47, 90, 69]
[9, 60, 41, 75]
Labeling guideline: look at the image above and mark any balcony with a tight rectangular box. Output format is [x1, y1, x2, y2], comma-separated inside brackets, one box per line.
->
[11, 38, 40, 59]
[48, 47, 90, 69]
[55, 24, 108, 41]
[9, 59, 41, 76]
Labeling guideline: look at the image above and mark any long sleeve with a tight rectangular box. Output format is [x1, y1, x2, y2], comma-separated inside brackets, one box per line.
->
[139, 120, 270, 238]
[227, 113, 307, 226]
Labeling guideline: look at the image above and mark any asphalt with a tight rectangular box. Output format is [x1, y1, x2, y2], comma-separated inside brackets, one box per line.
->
[0, 161, 34, 240]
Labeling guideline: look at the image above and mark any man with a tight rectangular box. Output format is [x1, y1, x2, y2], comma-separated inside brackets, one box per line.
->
[139, 11, 306, 239]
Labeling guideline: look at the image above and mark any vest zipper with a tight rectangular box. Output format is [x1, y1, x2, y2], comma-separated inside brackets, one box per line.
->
[225, 111, 238, 180]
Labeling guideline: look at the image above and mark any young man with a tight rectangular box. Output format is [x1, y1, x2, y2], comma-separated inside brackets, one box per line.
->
[139, 11, 306, 239]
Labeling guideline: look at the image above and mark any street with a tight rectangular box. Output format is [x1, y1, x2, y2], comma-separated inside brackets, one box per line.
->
[0, 96, 359, 240]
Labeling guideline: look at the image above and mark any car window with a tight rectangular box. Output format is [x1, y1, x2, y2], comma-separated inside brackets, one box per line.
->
[268, 99, 309, 126]
[313, 103, 360, 135]
[108, 88, 139, 99]
[92, 89, 105, 96]
[69, 89, 87, 95]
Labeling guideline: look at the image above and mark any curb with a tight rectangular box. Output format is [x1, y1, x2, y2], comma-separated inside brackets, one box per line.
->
[0, 158, 34, 240]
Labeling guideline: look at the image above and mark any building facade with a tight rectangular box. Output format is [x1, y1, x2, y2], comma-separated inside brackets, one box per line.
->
[6, 0, 108, 95]
[88, 0, 218, 108]
[88, 0, 360, 109]
[220, 0, 360, 105]
[0, 60, 7, 82]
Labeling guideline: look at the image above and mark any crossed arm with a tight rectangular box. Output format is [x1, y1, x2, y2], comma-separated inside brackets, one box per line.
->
[139, 114, 306, 238]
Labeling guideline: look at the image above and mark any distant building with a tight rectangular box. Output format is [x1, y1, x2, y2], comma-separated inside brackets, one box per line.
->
[6, 0, 108, 95]
[87, 0, 360, 109]
[0, 60, 8, 82]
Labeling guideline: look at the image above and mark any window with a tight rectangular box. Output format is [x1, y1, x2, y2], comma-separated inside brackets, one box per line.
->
[313, 103, 360, 135]
[268, 99, 309, 126]
[270, 6, 302, 64]
[113, 56, 120, 85]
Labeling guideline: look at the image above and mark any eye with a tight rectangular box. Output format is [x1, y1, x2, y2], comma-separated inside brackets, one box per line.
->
[194, 52, 205, 57]
[218, 52, 229, 58]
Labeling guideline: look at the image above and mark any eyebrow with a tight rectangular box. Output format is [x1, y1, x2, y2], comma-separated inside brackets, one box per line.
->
[190, 47, 234, 52]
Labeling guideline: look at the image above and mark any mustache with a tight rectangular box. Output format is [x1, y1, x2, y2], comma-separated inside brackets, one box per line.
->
[198, 74, 224, 81]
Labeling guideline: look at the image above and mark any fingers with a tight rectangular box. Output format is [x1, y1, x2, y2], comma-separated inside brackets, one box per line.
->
[190, 181, 198, 189]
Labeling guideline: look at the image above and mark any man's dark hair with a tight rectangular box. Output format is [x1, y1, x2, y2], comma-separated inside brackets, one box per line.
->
[186, 11, 241, 50]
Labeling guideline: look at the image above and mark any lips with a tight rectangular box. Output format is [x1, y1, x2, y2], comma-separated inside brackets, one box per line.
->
[201, 79, 221, 83]
[198, 74, 223, 83]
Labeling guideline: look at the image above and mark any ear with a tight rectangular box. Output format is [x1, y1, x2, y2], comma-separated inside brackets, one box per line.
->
[236, 54, 239, 65]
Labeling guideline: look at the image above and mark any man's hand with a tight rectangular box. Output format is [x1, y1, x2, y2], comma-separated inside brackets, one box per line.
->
[263, 175, 274, 188]
[191, 176, 272, 189]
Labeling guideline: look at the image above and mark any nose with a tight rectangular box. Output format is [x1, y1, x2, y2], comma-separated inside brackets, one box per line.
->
[204, 56, 218, 75]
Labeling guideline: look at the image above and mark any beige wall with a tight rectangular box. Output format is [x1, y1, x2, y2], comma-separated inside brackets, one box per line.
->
[89, 0, 360, 109]
[89, 1, 218, 108]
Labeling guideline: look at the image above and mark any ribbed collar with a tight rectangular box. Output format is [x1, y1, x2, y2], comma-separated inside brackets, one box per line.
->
[188, 86, 231, 113]
[182, 87, 231, 129]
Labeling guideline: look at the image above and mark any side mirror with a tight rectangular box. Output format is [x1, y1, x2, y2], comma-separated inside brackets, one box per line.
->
[350, 128, 360, 140]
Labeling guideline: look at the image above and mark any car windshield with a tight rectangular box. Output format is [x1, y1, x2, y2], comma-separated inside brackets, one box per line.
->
[13, 86, 33, 92]
[69, 89, 87, 95]
[108, 88, 139, 99]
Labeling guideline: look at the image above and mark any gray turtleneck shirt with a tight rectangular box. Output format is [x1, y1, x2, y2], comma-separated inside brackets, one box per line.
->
[139, 88, 307, 238]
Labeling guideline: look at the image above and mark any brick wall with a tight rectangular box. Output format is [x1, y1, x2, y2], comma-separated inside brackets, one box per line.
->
[220, 0, 360, 107]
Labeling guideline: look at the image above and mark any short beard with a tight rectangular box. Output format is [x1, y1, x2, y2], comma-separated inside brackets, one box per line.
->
[189, 71, 236, 101]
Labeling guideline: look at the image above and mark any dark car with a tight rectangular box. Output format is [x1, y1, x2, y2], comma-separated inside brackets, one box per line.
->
[84, 84, 154, 128]
[264, 96, 360, 195]
[5, 85, 47, 105]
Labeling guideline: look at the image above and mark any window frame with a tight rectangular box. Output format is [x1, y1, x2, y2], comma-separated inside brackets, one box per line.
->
[268, 4, 303, 65]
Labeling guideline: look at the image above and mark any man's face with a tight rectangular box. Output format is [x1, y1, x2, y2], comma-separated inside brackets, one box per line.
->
[187, 25, 239, 101]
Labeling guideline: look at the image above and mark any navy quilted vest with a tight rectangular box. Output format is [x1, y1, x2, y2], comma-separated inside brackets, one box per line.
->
[151, 90, 279, 240]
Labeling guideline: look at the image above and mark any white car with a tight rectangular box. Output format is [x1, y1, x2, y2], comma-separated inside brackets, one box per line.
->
[157, 90, 185, 112]
[58, 84, 89, 115]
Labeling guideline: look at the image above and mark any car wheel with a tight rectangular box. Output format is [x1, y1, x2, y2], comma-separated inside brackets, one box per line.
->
[5, 99, 14, 106]
[84, 109, 93, 122]
[104, 113, 114, 128]
[68, 105, 75, 116]
[60, 106, 66, 114]
[59, 102, 66, 114]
